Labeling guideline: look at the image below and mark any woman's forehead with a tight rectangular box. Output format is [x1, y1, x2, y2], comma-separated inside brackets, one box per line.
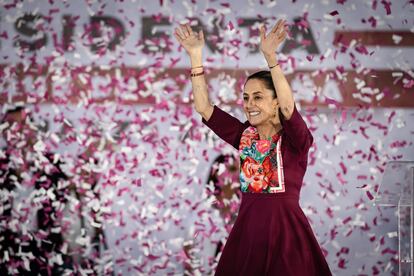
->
[244, 79, 272, 95]
[245, 78, 263, 86]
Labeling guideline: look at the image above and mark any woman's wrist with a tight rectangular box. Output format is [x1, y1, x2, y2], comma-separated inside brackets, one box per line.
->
[189, 51, 203, 66]
[268, 63, 279, 69]
[263, 52, 278, 67]
[190, 60, 203, 69]
[189, 53, 204, 77]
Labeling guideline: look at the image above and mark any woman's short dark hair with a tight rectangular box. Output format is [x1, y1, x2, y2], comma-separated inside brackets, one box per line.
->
[245, 70, 277, 99]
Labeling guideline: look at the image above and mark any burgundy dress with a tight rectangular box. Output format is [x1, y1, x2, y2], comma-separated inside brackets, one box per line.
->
[202, 104, 332, 276]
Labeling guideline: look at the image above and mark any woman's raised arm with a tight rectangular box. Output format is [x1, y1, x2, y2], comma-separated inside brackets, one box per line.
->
[174, 24, 213, 121]
[259, 19, 295, 120]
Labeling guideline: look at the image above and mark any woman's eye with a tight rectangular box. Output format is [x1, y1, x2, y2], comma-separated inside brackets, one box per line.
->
[243, 97, 248, 101]
[254, 96, 261, 100]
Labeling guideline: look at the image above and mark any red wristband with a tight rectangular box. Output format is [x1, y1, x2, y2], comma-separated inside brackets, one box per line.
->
[191, 71, 204, 77]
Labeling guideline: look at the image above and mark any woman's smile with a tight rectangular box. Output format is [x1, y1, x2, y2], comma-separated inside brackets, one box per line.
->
[248, 111, 261, 117]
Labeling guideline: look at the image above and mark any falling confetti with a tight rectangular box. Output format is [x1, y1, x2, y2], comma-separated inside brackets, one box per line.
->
[0, 0, 413, 275]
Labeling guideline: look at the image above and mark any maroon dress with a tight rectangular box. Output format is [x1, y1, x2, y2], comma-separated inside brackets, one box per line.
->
[202, 104, 332, 276]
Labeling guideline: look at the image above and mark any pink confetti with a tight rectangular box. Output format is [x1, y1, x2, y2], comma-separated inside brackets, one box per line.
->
[338, 258, 347, 269]
[342, 216, 352, 224]
[381, 0, 392, 15]
[0, 1, 410, 275]
[366, 191, 374, 200]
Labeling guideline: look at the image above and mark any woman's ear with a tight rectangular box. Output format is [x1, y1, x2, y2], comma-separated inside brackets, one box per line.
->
[272, 98, 278, 109]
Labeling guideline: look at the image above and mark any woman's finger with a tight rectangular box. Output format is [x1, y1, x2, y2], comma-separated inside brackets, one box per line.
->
[178, 26, 187, 39]
[277, 27, 286, 38]
[198, 29, 204, 41]
[174, 28, 185, 41]
[278, 31, 287, 42]
[277, 20, 287, 35]
[281, 21, 288, 34]
[181, 24, 190, 37]
[173, 32, 183, 43]
[185, 24, 193, 36]
[259, 25, 266, 41]
[271, 19, 283, 33]
[270, 23, 278, 34]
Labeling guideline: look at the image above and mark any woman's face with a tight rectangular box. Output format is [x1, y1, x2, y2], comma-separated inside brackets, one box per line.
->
[243, 78, 278, 126]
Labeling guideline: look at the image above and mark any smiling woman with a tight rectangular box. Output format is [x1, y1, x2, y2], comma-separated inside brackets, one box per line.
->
[243, 70, 285, 139]
[174, 19, 332, 275]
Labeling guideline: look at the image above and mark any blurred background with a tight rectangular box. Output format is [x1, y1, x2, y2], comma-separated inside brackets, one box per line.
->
[0, 0, 413, 275]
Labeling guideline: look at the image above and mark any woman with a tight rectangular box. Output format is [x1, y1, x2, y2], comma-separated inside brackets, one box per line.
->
[174, 20, 332, 275]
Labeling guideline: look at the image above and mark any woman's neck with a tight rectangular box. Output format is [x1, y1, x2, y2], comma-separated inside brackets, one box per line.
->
[256, 123, 283, 140]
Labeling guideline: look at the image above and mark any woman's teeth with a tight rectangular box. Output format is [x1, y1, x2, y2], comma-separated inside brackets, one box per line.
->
[249, 111, 260, 116]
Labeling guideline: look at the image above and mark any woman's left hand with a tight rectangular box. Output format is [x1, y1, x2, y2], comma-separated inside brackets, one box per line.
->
[259, 19, 287, 59]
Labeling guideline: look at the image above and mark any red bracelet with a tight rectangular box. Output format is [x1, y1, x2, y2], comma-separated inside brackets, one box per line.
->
[191, 71, 204, 77]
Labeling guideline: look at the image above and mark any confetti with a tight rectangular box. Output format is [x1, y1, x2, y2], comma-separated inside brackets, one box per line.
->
[0, 1, 412, 275]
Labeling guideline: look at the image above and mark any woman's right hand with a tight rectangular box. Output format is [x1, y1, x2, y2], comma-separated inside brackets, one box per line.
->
[174, 24, 204, 57]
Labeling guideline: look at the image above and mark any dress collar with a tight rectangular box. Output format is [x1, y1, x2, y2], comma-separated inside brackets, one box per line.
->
[254, 129, 282, 143]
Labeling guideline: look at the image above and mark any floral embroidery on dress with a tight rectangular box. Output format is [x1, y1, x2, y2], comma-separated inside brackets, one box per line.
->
[239, 126, 285, 193]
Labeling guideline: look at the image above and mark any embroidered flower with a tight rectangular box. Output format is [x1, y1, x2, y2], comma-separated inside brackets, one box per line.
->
[241, 156, 259, 179]
[239, 126, 285, 193]
[256, 139, 271, 154]
[239, 127, 256, 149]
[262, 156, 272, 172]
[250, 176, 265, 192]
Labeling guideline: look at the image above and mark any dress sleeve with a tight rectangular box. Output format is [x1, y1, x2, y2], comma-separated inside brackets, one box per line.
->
[202, 105, 250, 149]
[280, 104, 314, 154]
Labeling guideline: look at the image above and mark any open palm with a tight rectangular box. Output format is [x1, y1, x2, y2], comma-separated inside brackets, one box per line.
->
[260, 19, 287, 57]
[174, 24, 204, 56]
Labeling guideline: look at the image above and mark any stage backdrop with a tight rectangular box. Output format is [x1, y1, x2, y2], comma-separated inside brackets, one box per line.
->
[1, 0, 413, 275]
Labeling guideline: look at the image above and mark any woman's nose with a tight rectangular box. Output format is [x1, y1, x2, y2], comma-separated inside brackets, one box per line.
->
[246, 98, 254, 108]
